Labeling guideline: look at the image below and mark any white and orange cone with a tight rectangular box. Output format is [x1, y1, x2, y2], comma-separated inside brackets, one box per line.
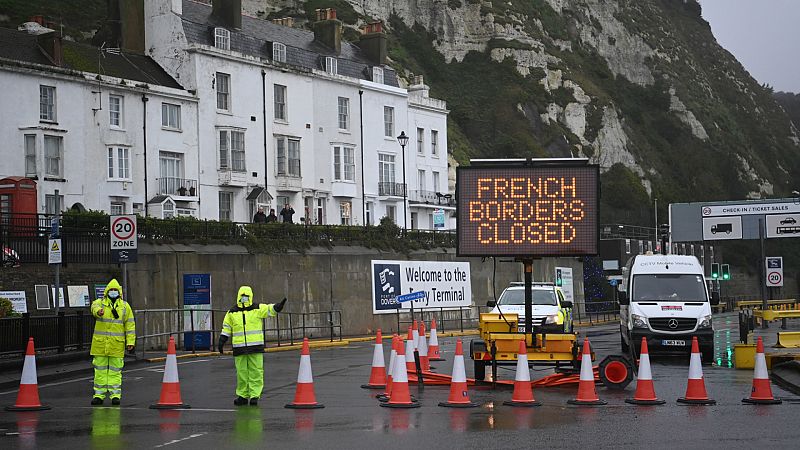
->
[504, 340, 540, 407]
[361, 329, 387, 389]
[742, 337, 782, 405]
[380, 336, 420, 409]
[677, 336, 716, 405]
[438, 339, 478, 408]
[150, 336, 191, 409]
[418, 323, 431, 372]
[412, 320, 420, 350]
[5, 338, 50, 411]
[428, 319, 444, 361]
[285, 338, 324, 409]
[405, 327, 416, 373]
[625, 337, 665, 405]
[567, 338, 607, 406]
[377, 335, 398, 401]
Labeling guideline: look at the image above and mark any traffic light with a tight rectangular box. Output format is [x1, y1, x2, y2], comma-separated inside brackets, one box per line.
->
[711, 263, 719, 280]
[721, 264, 730, 281]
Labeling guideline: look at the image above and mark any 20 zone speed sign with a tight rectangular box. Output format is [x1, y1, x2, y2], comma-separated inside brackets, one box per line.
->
[110, 215, 138, 263]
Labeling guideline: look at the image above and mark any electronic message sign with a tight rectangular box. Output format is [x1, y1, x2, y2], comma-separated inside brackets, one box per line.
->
[457, 161, 599, 257]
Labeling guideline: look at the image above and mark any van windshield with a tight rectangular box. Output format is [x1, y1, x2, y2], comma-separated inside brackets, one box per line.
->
[498, 289, 557, 306]
[632, 274, 706, 302]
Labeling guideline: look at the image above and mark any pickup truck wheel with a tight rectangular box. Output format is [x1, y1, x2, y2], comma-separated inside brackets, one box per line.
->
[474, 360, 486, 381]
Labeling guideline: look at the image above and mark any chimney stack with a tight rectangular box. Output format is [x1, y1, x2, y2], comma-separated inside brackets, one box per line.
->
[358, 21, 387, 66]
[118, 0, 144, 53]
[212, 0, 242, 30]
[313, 8, 341, 55]
[37, 31, 63, 66]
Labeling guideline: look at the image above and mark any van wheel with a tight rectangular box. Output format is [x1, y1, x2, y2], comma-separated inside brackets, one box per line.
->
[474, 360, 486, 381]
[620, 328, 629, 353]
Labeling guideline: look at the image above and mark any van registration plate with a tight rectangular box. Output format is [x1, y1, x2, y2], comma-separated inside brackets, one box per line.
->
[662, 340, 686, 346]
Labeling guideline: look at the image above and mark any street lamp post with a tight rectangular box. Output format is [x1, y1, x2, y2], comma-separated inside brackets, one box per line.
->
[397, 131, 409, 230]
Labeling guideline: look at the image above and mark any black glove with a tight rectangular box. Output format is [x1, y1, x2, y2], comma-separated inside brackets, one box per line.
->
[274, 298, 287, 313]
[218, 335, 228, 354]
[127, 346, 136, 355]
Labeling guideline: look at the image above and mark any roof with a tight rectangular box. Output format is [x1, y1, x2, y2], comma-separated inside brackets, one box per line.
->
[180, 0, 398, 87]
[0, 28, 183, 89]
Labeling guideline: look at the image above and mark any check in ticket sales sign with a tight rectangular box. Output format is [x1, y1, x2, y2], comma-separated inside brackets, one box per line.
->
[457, 161, 600, 257]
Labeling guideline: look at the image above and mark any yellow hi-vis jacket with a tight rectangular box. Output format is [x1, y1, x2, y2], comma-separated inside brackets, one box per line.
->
[90, 279, 136, 357]
[221, 286, 277, 355]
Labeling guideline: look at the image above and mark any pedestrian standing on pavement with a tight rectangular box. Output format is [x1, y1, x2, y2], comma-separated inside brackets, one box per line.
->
[252, 207, 267, 224]
[218, 286, 287, 406]
[279, 203, 295, 223]
[90, 279, 135, 406]
[266, 208, 278, 223]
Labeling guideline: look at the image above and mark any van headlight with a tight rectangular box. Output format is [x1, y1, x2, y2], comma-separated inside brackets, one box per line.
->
[632, 314, 648, 328]
[698, 315, 712, 328]
[544, 314, 559, 324]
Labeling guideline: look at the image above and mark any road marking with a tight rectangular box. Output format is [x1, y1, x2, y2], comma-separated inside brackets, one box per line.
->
[154, 432, 208, 448]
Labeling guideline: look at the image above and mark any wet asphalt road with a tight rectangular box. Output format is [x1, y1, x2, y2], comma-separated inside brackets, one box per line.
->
[1, 313, 799, 449]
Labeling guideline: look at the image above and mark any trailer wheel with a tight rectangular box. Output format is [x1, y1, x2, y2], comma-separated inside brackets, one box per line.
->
[598, 355, 634, 390]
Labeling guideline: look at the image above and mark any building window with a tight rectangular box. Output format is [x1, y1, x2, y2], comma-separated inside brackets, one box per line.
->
[378, 153, 396, 185]
[417, 127, 424, 154]
[340, 201, 351, 225]
[337, 97, 349, 130]
[159, 151, 185, 195]
[431, 130, 439, 156]
[324, 56, 337, 75]
[161, 103, 181, 130]
[316, 198, 325, 224]
[216, 72, 231, 111]
[214, 27, 230, 50]
[433, 171, 440, 192]
[274, 84, 287, 121]
[219, 191, 233, 221]
[418, 169, 426, 192]
[45, 194, 64, 215]
[272, 42, 286, 62]
[110, 202, 125, 215]
[333, 146, 355, 182]
[386, 205, 396, 223]
[218, 129, 246, 171]
[24, 134, 36, 177]
[276, 136, 300, 176]
[383, 106, 394, 137]
[366, 201, 373, 225]
[410, 212, 418, 230]
[107, 147, 131, 180]
[109, 95, 123, 127]
[40, 85, 56, 122]
[372, 67, 384, 84]
[44, 135, 63, 178]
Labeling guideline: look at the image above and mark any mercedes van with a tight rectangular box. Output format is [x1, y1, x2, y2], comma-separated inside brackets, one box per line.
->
[618, 253, 719, 362]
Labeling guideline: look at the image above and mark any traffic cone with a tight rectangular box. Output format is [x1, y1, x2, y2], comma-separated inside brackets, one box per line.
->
[504, 340, 541, 407]
[377, 335, 397, 401]
[625, 337, 665, 405]
[439, 339, 478, 408]
[285, 338, 324, 409]
[380, 335, 420, 409]
[418, 323, 431, 372]
[567, 338, 607, 406]
[677, 337, 716, 405]
[5, 338, 50, 411]
[428, 319, 444, 361]
[412, 320, 420, 350]
[405, 327, 416, 373]
[361, 329, 387, 389]
[150, 336, 191, 409]
[742, 337, 782, 405]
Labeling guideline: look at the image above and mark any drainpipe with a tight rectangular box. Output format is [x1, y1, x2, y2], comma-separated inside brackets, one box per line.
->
[359, 90, 365, 225]
[262, 70, 269, 196]
[141, 94, 149, 216]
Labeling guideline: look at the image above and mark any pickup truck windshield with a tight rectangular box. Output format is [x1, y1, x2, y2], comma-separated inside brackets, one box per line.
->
[632, 274, 706, 302]
[498, 289, 557, 306]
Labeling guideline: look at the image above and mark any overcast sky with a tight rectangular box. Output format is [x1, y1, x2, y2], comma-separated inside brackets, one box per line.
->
[700, 0, 800, 93]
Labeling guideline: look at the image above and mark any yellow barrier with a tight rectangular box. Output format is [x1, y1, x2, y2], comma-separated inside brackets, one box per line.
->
[737, 299, 797, 310]
[776, 332, 800, 349]
[754, 309, 800, 322]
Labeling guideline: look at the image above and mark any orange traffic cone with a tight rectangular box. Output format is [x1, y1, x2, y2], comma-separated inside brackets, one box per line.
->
[504, 340, 540, 407]
[361, 329, 387, 389]
[625, 337, 665, 405]
[377, 335, 397, 401]
[418, 323, 431, 372]
[380, 335, 420, 409]
[677, 336, 716, 405]
[412, 320, 420, 350]
[742, 337, 782, 405]
[428, 319, 444, 361]
[5, 338, 50, 411]
[405, 327, 416, 373]
[150, 336, 190, 409]
[285, 338, 324, 409]
[567, 338, 606, 406]
[438, 339, 478, 408]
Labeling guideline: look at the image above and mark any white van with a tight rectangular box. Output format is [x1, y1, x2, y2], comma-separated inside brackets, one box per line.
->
[618, 253, 719, 362]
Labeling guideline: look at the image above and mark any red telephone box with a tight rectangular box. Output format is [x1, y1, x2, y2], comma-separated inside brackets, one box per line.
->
[0, 177, 38, 229]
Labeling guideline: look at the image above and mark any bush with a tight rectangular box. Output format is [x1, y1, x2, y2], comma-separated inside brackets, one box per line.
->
[0, 297, 20, 318]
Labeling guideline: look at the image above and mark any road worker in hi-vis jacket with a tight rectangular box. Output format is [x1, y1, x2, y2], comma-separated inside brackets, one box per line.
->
[90, 279, 135, 405]
[218, 286, 287, 406]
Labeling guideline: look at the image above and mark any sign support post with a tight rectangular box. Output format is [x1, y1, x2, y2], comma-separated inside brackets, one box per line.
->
[50, 189, 61, 314]
[759, 218, 767, 328]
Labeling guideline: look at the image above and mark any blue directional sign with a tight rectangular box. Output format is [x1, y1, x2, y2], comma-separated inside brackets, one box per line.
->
[396, 291, 426, 303]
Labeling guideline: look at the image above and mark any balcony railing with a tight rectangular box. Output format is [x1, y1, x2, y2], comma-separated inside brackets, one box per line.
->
[157, 177, 198, 197]
[408, 190, 455, 206]
[378, 182, 406, 197]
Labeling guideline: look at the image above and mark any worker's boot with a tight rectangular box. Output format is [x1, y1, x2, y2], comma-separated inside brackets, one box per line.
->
[234, 396, 248, 406]
[91, 397, 104, 406]
[249, 398, 258, 406]
[111, 398, 121, 406]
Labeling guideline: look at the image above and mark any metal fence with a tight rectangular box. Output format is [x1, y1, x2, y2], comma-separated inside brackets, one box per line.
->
[0, 312, 94, 357]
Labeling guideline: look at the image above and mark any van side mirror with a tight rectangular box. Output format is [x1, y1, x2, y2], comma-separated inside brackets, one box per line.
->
[710, 291, 720, 306]
[618, 291, 629, 306]
[486, 300, 496, 308]
[562, 301, 573, 309]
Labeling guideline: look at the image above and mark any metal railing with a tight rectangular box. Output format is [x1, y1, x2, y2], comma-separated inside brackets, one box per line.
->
[395, 306, 492, 334]
[0, 312, 93, 357]
[600, 223, 657, 241]
[378, 182, 406, 197]
[156, 177, 198, 197]
[407, 190, 455, 206]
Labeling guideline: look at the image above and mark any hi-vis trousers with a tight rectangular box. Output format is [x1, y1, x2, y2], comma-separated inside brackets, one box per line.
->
[93, 356, 124, 399]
